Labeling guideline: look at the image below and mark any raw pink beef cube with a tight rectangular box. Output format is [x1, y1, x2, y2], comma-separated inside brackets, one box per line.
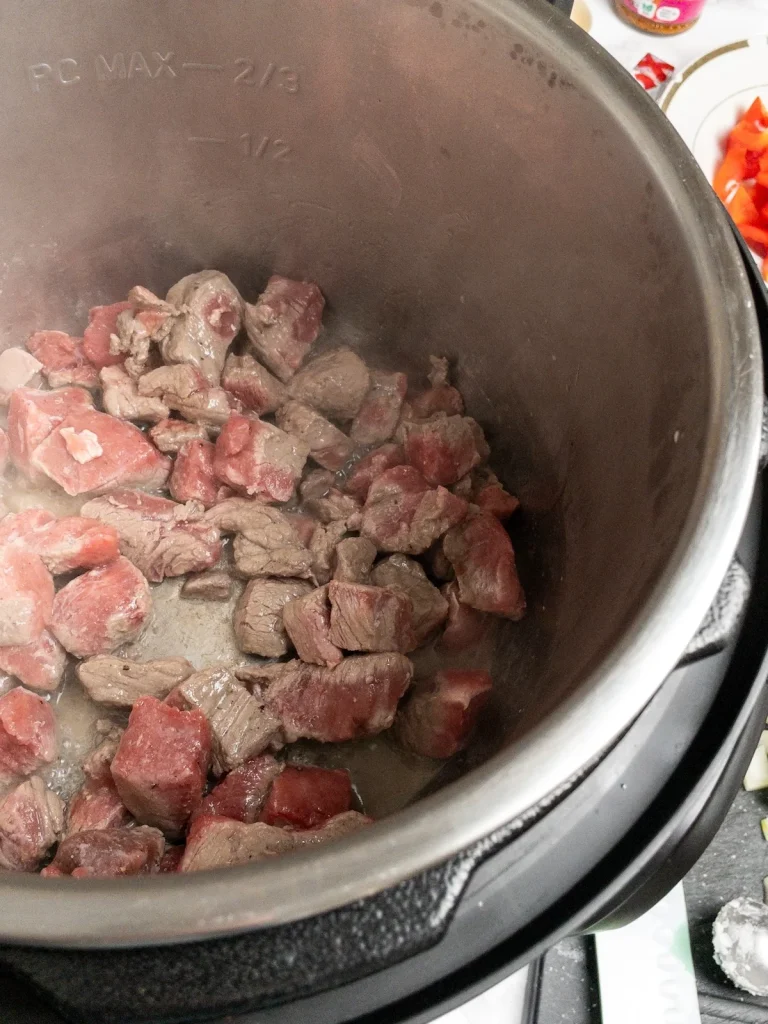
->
[396, 669, 493, 759]
[42, 826, 164, 877]
[404, 415, 485, 487]
[8, 387, 93, 475]
[361, 465, 468, 555]
[29, 516, 120, 574]
[66, 773, 131, 836]
[195, 754, 283, 824]
[345, 444, 405, 502]
[214, 413, 308, 503]
[244, 276, 325, 382]
[30, 407, 171, 496]
[110, 695, 212, 833]
[0, 631, 67, 692]
[0, 547, 54, 646]
[82, 301, 131, 369]
[260, 765, 352, 829]
[169, 439, 217, 508]
[0, 509, 55, 547]
[0, 687, 57, 779]
[27, 330, 97, 389]
[51, 556, 151, 658]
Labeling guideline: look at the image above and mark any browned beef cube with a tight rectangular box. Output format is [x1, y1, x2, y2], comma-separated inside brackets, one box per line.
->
[195, 754, 283, 823]
[282, 585, 342, 667]
[276, 401, 356, 472]
[110, 696, 212, 833]
[370, 554, 449, 646]
[0, 777, 63, 871]
[288, 347, 370, 421]
[344, 443, 405, 501]
[350, 371, 408, 445]
[43, 826, 165, 878]
[138, 364, 232, 426]
[260, 653, 413, 742]
[328, 581, 415, 653]
[101, 364, 169, 423]
[396, 669, 492, 758]
[77, 656, 194, 708]
[443, 511, 526, 619]
[221, 352, 286, 415]
[244, 275, 325, 383]
[81, 489, 222, 583]
[205, 498, 312, 578]
[0, 687, 57, 781]
[333, 537, 377, 584]
[309, 520, 348, 585]
[149, 418, 210, 454]
[66, 733, 131, 836]
[180, 810, 371, 872]
[177, 667, 281, 775]
[214, 414, 309, 502]
[361, 465, 468, 555]
[234, 578, 314, 657]
[162, 270, 243, 386]
[303, 488, 361, 528]
[300, 468, 335, 501]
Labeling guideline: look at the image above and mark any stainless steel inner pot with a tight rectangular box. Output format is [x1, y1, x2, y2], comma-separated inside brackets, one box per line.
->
[0, 0, 761, 945]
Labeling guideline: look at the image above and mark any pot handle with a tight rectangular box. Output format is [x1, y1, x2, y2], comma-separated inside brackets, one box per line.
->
[546, 0, 574, 13]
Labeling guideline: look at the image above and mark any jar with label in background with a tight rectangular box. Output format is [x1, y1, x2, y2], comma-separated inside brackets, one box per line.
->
[613, 0, 708, 34]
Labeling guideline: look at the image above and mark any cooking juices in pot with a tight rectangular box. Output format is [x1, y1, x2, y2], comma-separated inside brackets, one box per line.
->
[0, 271, 525, 878]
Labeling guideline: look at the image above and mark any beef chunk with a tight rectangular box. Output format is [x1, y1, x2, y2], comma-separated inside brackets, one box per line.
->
[81, 490, 222, 582]
[77, 655, 194, 707]
[51, 556, 152, 658]
[288, 347, 370, 421]
[396, 669, 492, 758]
[370, 554, 449, 646]
[180, 810, 370, 872]
[438, 581, 491, 652]
[328, 581, 415, 653]
[162, 270, 243, 386]
[260, 653, 413, 742]
[109, 300, 173, 381]
[82, 301, 132, 369]
[169, 439, 218, 508]
[276, 401, 355, 473]
[27, 330, 96, 388]
[0, 631, 66, 692]
[101, 365, 169, 423]
[285, 512, 318, 549]
[110, 695, 212, 833]
[44, 826, 165, 878]
[206, 498, 313, 578]
[0, 777, 63, 871]
[244, 276, 325, 383]
[214, 414, 309, 502]
[304, 488, 361, 528]
[234, 578, 313, 657]
[196, 754, 283, 823]
[0, 687, 57, 779]
[472, 472, 520, 519]
[8, 387, 94, 476]
[27, 516, 120, 575]
[282, 585, 342, 667]
[410, 385, 465, 419]
[260, 765, 352, 828]
[300, 469, 335, 501]
[309, 520, 347, 585]
[361, 465, 468, 555]
[404, 415, 486, 487]
[138, 364, 232, 426]
[351, 371, 408, 445]
[344, 444, 406, 501]
[30, 407, 171, 496]
[0, 547, 53, 646]
[0, 348, 43, 403]
[443, 511, 525, 619]
[178, 667, 281, 775]
[180, 571, 233, 601]
[149, 418, 210, 454]
[66, 747, 131, 836]
[333, 537, 377, 584]
[158, 845, 184, 872]
[0, 509, 55, 547]
[221, 352, 287, 415]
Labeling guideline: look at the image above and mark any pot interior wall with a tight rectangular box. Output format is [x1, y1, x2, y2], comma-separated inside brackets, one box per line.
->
[0, 0, 711, 811]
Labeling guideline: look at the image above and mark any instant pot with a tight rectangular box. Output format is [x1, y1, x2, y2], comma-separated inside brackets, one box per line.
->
[0, 0, 767, 1020]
